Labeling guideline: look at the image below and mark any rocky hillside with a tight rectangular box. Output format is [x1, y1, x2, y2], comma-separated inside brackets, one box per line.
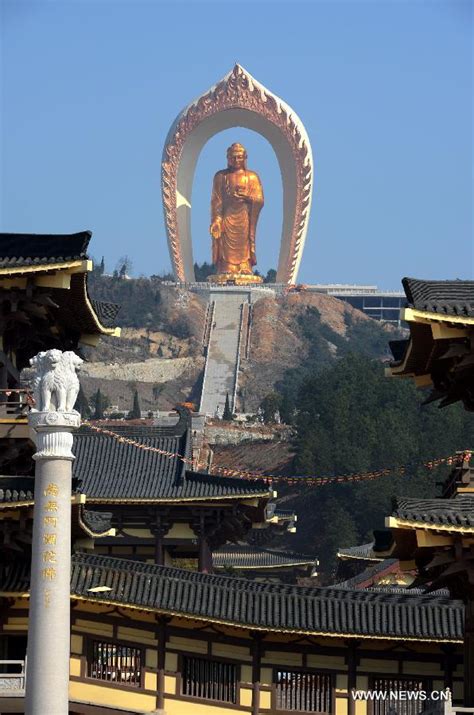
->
[83, 275, 397, 415]
[239, 291, 396, 411]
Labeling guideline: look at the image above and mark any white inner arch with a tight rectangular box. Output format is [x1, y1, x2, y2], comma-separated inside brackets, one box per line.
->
[174, 108, 301, 283]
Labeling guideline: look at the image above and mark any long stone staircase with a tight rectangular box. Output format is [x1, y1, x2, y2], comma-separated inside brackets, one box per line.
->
[199, 292, 248, 417]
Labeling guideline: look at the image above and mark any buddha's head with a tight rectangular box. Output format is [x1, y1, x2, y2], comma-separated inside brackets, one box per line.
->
[227, 143, 247, 170]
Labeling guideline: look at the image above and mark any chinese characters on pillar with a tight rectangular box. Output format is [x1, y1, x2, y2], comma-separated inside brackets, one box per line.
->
[41, 482, 59, 603]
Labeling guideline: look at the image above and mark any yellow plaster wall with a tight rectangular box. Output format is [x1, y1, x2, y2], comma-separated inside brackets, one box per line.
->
[74, 619, 113, 638]
[5, 617, 28, 627]
[71, 635, 83, 654]
[166, 652, 178, 672]
[165, 522, 196, 539]
[308, 654, 346, 669]
[402, 660, 443, 676]
[109, 546, 133, 555]
[117, 625, 157, 645]
[165, 674, 177, 693]
[241, 665, 252, 684]
[337, 674, 348, 691]
[123, 528, 153, 538]
[165, 700, 250, 715]
[262, 650, 302, 666]
[240, 687, 252, 707]
[260, 667, 273, 686]
[260, 690, 271, 709]
[169, 635, 207, 654]
[69, 657, 81, 677]
[336, 697, 348, 715]
[69, 681, 156, 711]
[212, 642, 251, 661]
[146, 648, 157, 669]
[359, 658, 398, 674]
[3, 623, 27, 631]
[144, 672, 157, 691]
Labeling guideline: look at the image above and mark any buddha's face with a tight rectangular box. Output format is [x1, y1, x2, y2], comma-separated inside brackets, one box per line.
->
[227, 148, 246, 170]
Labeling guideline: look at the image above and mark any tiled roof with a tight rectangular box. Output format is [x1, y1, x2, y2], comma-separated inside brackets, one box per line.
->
[73, 424, 271, 502]
[0, 232, 91, 268]
[81, 509, 114, 535]
[70, 553, 462, 640]
[394, 494, 474, 528]
[53, 273, 120, 335]
[334, 559, 399, 589]
[0, 477, 34, 504]
[1, 552, 464, 640]
[213, 545, 317, 569]
[90, 300, 121, 328]
[403, 277, 474, 318]
[337, 543, 382, 562]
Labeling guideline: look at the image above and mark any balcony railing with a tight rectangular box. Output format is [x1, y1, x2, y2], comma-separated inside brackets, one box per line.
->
[0, 659, 26, 696]
[0, 389, 33, 422]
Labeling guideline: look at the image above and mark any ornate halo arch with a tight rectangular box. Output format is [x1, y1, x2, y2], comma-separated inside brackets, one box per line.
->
[161, 64, 313, 284]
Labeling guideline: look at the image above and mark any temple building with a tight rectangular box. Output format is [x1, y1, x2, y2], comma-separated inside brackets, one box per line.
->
[0, 249, 468, 713]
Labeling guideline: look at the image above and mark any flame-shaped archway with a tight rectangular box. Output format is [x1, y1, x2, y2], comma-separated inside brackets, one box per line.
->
[161, 64, 313, 284]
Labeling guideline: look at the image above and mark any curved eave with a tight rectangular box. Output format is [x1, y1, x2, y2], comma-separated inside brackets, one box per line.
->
[214, 560, 315, 570]
[403, 307, 474, 328]
[386, 515, 474, 535]
[85, 491, 272, 505]
[0, 592, 459, 644]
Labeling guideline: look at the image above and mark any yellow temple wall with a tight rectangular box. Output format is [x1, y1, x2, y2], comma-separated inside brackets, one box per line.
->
[0, 598, 464, 714]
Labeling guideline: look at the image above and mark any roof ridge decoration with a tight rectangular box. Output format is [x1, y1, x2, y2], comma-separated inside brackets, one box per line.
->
[162, 64, 313, 284]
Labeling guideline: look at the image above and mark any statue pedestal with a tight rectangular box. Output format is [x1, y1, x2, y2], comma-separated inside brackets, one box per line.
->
[207, 273, 263, 286]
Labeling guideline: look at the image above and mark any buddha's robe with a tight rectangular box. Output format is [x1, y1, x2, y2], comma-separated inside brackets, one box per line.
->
[211, 168, 264, 274]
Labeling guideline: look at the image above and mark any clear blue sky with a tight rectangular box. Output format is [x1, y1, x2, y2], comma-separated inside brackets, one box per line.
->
[1, 0, 472, 287]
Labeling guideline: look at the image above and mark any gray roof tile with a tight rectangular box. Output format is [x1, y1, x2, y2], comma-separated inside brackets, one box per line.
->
[403, 277, 474, 318]
[213, 546, 316, 569]
[394, 494, 474, 527]
[2, 553, 464, 640]
[0, 232, 91, 268]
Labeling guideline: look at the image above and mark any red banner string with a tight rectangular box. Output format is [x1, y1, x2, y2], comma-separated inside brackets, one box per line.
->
[82, 422, 471, 488]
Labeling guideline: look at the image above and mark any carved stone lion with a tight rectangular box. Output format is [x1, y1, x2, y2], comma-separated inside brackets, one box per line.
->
[29, 349, 83, 413]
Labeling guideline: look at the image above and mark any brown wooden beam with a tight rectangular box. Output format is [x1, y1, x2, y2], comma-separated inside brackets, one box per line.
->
[464, 597, 474, 705]
[346, 641, 359, 715]
[156, 617, 167, 711]
[251, 632, 264, 715]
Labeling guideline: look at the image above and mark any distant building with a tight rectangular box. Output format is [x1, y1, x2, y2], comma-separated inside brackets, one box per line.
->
[303, 284, 406, 327]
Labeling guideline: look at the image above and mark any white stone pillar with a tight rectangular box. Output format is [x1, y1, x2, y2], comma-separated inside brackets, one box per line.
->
[24, 350, 82, 715]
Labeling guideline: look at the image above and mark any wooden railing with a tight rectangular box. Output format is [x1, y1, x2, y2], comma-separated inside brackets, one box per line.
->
[0, 659, 26, 696]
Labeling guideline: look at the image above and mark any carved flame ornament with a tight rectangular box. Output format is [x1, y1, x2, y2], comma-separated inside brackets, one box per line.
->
[161, 64, 313, 284]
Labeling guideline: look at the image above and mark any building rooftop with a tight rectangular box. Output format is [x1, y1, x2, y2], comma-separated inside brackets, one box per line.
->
[392, 494, 474, 529]
[213, 545, 317, 570]
[2, 552, 464, 641]
[73, 422, 271, 503]
[403, 277, 474, 318]
[0, 231, 91, 268]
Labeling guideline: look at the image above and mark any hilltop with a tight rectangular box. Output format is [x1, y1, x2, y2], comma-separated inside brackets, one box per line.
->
[83, 273, 395, 415]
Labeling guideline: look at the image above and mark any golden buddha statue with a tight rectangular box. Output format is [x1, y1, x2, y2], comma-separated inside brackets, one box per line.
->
[209, 143, 264, 284]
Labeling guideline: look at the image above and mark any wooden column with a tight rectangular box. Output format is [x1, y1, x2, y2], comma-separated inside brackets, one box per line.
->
[153, 516, 166, 566]
[251, 632, 263, 715]
[441, 644, 455, 692]
[347, 641, 358, 715]
[156, 617, 167, 711]
[197, 515, 212, 573]
[464, 595, 474, 706]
